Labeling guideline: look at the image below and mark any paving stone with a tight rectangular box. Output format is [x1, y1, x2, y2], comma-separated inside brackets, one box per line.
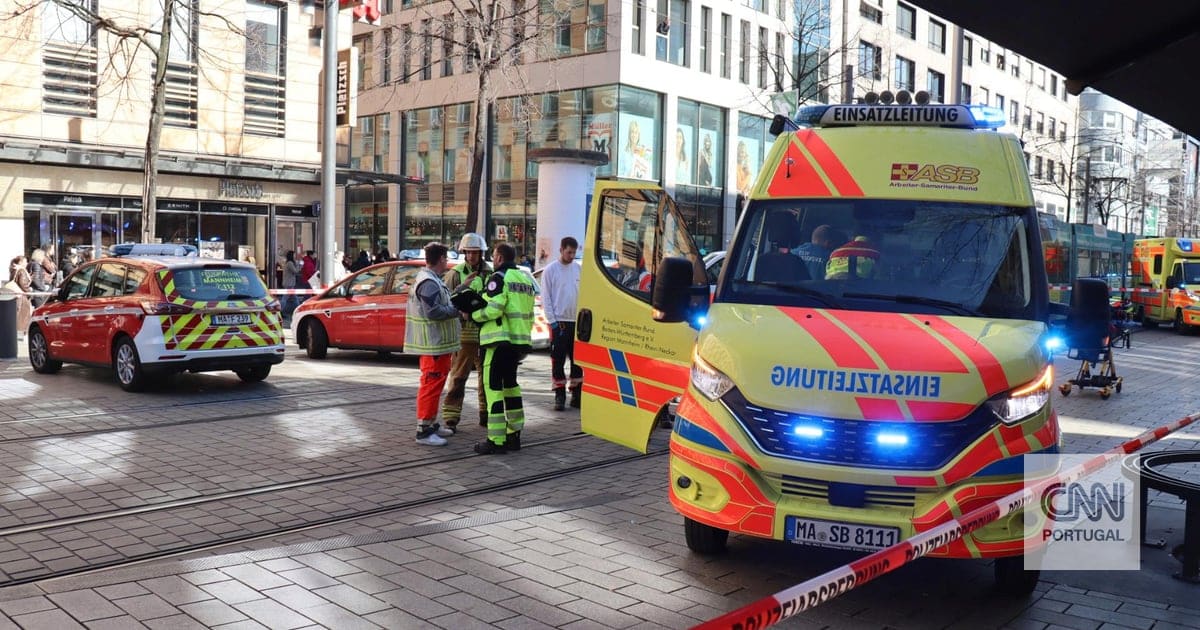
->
[47, 590, 126, 622]
[10, 609, 87, 630]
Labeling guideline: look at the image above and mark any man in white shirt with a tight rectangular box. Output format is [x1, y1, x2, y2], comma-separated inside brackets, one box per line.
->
[541, 236, 583, 410]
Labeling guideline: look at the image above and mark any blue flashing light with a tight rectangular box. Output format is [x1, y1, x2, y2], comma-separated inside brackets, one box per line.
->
[875, 431, 909, 447]
[693, 315, 708, 328]
[793, 425, 825, 439]
[1180, 239, 1194, 252]
[1042, 335, 1065, 353]
[966, 105, 1007, 129]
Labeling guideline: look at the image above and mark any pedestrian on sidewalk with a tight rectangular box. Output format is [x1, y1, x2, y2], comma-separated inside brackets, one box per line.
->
[472, 242, 535, 455]
[28, 249, 50, 308]
[541, 236, 583, 410]
[442, 232, 491, 431]
[405, 242, 463, 446]
[282, 250, 300, 315]
[5, 255, 33, 340]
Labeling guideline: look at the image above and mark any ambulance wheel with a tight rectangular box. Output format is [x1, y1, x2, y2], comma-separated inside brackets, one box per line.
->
[113, 337, 148, 392]
[1174, 310, 1190, 334]
[994, 557, 1040, 595]
[28, 327, 61, 374]
[684, 517, 728, 555]
[304, 320, 328, 359]
[236, 365, 271, 383]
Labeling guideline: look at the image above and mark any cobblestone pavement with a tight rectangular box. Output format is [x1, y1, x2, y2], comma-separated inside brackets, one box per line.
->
[0, 327, 1198, 629]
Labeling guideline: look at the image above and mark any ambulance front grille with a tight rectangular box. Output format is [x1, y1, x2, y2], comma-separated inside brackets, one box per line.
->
[722, 387, 996, 470]
[762, 474, 922, 508]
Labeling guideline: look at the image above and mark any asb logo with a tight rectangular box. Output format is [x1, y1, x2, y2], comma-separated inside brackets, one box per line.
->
[890, 163, 980, 185]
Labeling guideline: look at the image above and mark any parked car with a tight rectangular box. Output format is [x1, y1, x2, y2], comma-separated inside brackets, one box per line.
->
[28, 244, 285, 391]
[292, 260, 550, 359]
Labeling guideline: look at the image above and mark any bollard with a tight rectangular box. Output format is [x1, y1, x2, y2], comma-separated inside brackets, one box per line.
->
[0, 294, 16, 359]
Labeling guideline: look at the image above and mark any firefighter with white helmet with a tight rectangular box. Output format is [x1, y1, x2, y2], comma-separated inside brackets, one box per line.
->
[441, 232, 492, 430]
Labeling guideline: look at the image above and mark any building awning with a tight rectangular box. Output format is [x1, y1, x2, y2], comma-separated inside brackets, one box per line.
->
[336, 170, 424, 186]
[908, 1, 1200, 137]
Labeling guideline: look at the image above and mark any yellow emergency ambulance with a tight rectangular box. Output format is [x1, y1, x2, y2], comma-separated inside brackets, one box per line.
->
[575, 94, 1061, 595]
[1130, 237, 1200, 331]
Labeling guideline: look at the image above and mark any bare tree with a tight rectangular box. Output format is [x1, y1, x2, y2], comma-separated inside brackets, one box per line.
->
[753, 0, 869, 114]
[365, 0, 592, 234]
[4, 0, 241, 242]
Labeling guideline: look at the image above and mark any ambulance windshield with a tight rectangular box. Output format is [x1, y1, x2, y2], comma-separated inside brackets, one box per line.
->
[719, 200, 1041, 319]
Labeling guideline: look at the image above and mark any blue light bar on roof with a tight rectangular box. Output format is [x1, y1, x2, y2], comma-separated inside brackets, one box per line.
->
[793, 104, 1007, 130]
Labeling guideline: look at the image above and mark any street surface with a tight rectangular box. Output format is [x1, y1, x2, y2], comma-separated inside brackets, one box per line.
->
[0, 327, 1197, 629]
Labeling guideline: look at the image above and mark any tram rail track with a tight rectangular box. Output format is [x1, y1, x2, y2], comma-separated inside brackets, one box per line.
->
[0, 437, 668, 588]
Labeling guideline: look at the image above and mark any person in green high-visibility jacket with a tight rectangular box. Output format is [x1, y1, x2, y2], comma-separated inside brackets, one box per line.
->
[442, 232, 491, 431]
[471, 242, 535, 455]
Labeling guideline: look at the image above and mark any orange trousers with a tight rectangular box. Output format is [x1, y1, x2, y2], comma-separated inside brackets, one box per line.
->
[417, 353, 453, 422]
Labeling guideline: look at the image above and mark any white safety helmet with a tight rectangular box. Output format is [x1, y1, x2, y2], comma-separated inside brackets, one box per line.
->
[458, 232, 487, 252]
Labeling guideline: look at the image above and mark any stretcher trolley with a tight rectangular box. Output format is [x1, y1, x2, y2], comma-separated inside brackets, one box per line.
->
[1059, 278, 1125, 399]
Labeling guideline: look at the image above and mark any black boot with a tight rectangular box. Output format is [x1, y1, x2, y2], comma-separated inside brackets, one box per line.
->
[506, 431, 521, 452]
[474, 439, 507, 455]
[569, 386, 581, 409]
[478, 411, 487, 428]
[553, 388, 566, 411]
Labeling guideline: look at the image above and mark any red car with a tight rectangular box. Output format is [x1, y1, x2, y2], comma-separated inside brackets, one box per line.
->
[291, 260, 550, 359]
[29, 244, 285, 391]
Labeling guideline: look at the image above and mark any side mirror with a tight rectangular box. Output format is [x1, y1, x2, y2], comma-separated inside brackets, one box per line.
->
[1166, 277, 1179, 290]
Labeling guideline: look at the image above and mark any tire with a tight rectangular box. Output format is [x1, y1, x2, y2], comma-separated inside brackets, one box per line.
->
[684, 517, 729, 555]
[304, 319, 328, 359]
[235, 365, 271, 382]
[28, 327, 61, 374]
[994, 556, 1040, 596]
[113, 337, 148, 392]
[1174, 309, 1191, 334]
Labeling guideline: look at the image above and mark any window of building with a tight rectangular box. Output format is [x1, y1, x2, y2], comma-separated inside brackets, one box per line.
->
[420, 20, 432, 80]
[616, 85, 663, 181]
[1037, 67, 1046, 90]
[859, 41, 881, 80]
[994, 93, 1004, 110]
[928, 18, 945, 53]
[352, 113, 392, 173]
[996, 53, 1005, 70]
[860, 0, 882, 24]
[442, 21, 454, 76]
[670, 0, 690, 66]
[400, 25, 411, 83]
[1034, 155, 1042, 179]
[655, 0, 669, 61]
[757, 27, 768, 88]
[700, 6, 711, 72]
[979, 86, 988, 104]
[720, 13, 731, 78]
[1036, 111, 1045, 134]
[355, 34, 373, 89]
[244, 0, 286, 137]
[1010, 55, 1020, 77]
[962, 35, 973, 66]
[1023, 106, 1031, 130]
[926, 69, 944, 103]
[1060, 123, 1067, 142]
[1023, 59, 1032, 81]
[1009, 100, 1019, 126]
[1046, 159, 1055, 182]
[960, 82, 971, 104]
[980, 43, 990, 63]
[675, 101, 726, 251]
[154, 0, 199, 127]
[894, 56, 914, 91]
[774, 31, 785, 91]
[632, 0, 645, 54]
[739, 20, 750, 84]
[1048, 116, 1056, 137]
[896, 2, 915, 39]
[381, 29, 392, 83]
[1050, 73, 1058, 97]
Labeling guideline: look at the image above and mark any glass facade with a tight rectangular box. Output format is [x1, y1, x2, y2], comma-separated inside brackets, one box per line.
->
[736, 112, 770, 214]
[402, 104, 473, 246]
[675, 98, 726, 253]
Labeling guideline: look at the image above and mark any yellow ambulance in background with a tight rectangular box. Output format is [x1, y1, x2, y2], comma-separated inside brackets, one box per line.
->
[574, 95, 1063, 595]
[1130, 237, 1200, 331]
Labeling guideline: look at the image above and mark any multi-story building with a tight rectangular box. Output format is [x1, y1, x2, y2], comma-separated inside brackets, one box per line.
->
[347, 0, 1084, 257]
[0, 1, 344, 286]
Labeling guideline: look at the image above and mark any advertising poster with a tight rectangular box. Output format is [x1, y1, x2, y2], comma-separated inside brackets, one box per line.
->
[618, 114, 656, 180]
[675, 124, 694, 185]
[587, 113, 613, 170]
[735, 137, 761, 196]
[697, 130, 717, 187]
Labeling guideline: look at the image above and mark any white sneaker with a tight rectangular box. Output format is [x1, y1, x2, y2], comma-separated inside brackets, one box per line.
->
[436, 424, 455, 437]
[416, 433, 447, 446]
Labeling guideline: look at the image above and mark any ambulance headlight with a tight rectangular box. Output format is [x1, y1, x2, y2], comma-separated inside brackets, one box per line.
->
[691, 349, 734, 401]
[985, 366, 1053, 425]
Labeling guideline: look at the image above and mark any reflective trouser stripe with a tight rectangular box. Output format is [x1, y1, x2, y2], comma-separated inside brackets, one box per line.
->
[482, 343, 523, 444]
[550, 322, 583, 390]
[441, 341, 484, 424]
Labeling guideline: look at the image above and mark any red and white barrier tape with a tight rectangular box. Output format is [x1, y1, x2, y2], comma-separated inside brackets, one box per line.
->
[692, 412, 1200, 630]
[269, 288, 320, 295]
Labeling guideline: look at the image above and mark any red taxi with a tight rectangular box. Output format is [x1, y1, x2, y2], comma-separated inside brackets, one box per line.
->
[28, 244, 285, 391]
[292, 260, 550, 359]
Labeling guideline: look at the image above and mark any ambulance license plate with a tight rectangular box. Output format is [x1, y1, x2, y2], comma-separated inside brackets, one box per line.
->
[786, 517, 900, 551]
[212, 313, 252, 326]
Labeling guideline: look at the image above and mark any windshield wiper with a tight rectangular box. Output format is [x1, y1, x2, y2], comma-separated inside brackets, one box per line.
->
[744, 281, 843, 308]
[841, 292, 979, 316]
